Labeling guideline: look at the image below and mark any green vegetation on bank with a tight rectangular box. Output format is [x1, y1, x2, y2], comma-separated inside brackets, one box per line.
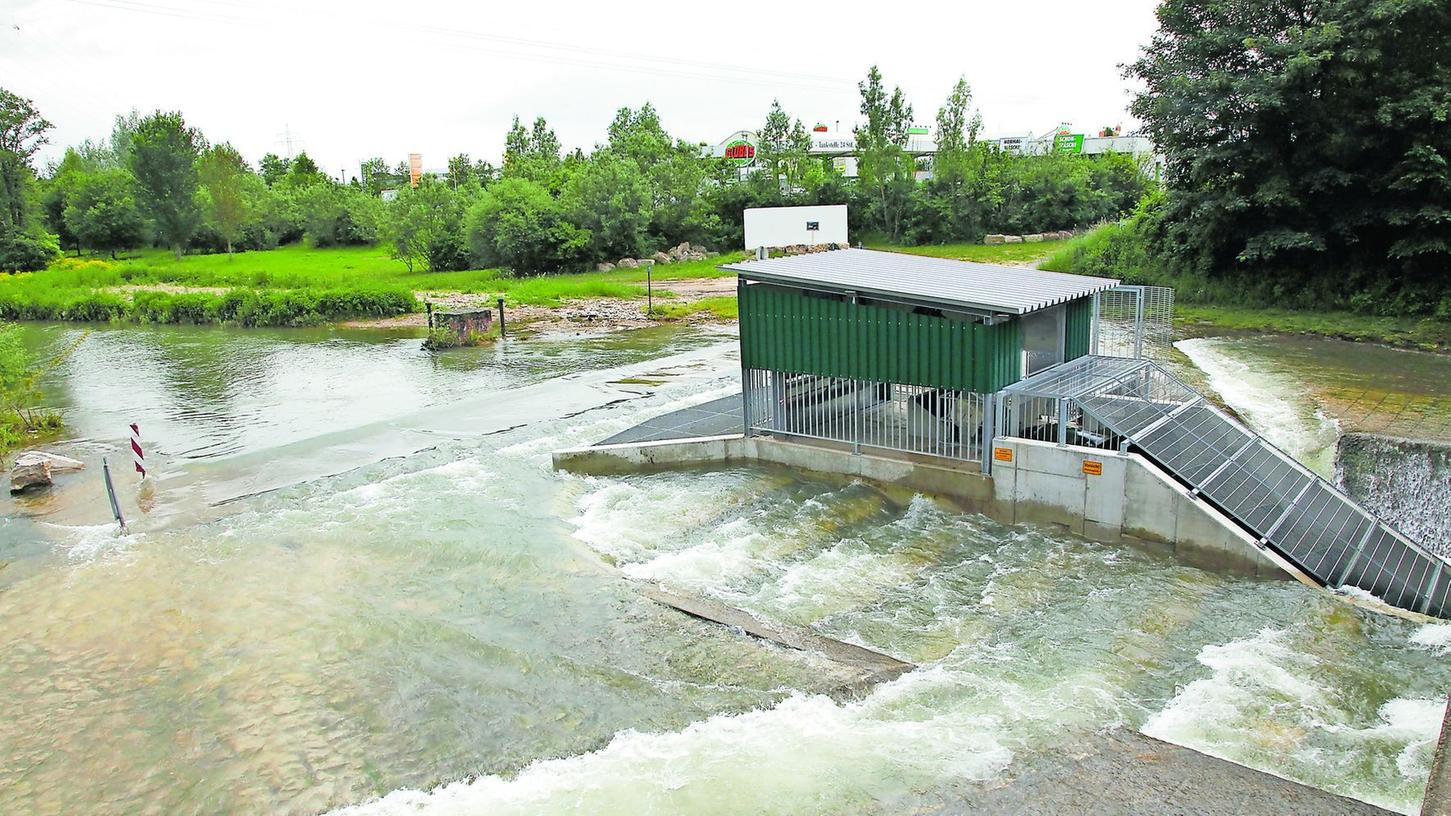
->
[1047, 0, 1450, 326]
[0, 322, 64, 453]
[0, 244, 746, 326]
[871, 238, 1071, 265]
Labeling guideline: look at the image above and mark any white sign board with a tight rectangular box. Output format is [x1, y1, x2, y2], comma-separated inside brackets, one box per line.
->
[743, 205, 849, 250]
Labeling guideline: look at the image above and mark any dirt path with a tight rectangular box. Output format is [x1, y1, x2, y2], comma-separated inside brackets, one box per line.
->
[343, 276, 738, 333]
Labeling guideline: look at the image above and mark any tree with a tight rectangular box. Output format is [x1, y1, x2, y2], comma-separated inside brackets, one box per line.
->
[755, 100, 814, 192]
[466, 177, 588, 274]
[854, 66, 917, 241]
[129, 110, 203, 257]
[561, 151, 651, 260]
[197, 143, 252, 255]
[0, 88, 58, 272]
[284, 151, 325, 187]
[259, 152, 291, 187]
[1128, 0, 1451, 313]
[502, 115, 563, 188]
[383, 178, 468, 272]
[62, 167, 147, 258]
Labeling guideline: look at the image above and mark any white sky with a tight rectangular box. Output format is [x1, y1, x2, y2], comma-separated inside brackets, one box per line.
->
[3, 0, 1162, 176]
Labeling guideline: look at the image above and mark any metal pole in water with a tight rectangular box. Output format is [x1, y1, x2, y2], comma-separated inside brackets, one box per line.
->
[130, 423, 146, 478]
[102, 457, 127, 534]
[497, 297, 506, 338]
[646, 261, 654, 316]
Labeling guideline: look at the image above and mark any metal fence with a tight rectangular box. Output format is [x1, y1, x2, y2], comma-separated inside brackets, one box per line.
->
[744, 368, 988, 464]
[1094, 285, 1175, 360]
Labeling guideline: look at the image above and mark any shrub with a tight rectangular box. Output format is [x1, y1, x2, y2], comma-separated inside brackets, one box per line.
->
[0, 230, 59, 273]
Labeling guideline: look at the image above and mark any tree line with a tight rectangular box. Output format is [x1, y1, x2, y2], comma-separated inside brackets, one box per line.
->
[1, 67, 1153, 276]
[1053, 0, 1451, 319]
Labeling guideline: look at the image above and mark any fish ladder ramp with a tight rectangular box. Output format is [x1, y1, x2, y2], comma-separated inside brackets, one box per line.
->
[1004, 356, 1449, 618]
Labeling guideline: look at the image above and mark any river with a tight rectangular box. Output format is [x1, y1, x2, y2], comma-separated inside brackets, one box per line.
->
[1, 323, 1447, 815]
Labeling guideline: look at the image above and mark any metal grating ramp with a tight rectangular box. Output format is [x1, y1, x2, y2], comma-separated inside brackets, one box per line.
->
[1006, 356, 1450, 618]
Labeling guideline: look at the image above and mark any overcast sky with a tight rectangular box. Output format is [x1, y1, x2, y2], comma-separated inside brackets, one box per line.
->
[4, 0, 1163, 176]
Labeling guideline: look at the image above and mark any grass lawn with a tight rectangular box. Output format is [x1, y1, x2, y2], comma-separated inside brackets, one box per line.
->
[1178, 304, 1450, 352]
[0, 245, 749, 325]
[865, 238, 1072, 265]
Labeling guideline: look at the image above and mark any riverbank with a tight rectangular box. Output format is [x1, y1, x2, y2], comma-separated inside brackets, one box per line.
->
[1179, 304, 1450, 353]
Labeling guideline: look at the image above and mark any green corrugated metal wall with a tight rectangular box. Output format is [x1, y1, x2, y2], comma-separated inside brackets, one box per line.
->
[1064, 296, 1094, 361]
[738, 282, 1024, 392]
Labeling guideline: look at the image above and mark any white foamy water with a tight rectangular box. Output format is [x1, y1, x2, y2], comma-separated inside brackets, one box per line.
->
[1176, 338, 1341, 477]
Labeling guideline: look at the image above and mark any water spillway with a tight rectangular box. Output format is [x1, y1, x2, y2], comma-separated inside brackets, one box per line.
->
[1005, 356, 1450, 619]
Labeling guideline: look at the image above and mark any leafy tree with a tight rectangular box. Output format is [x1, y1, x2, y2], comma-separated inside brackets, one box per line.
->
[41, 148, 95, 254]
[0, 88, 58, 272]
[62, 167, 147, 258]
[756, 100, 814, 192]
[502, 116, 563, 188]
[259, 152, 291, 187]
[197, 143, 252, 255]
[284, 151, 326, 188]
[297, 183, 380, 247]
[561, 151, 651, 260]
[466, 177, 588, 274]
[129, 110, 203, 257]
[384, 178, 468, 272]
[1128, 0, 1451, 313]
[854, 66, 917, 241]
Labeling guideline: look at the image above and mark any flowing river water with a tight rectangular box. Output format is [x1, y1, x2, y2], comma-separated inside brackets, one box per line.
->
[1, 324, 1448, 815]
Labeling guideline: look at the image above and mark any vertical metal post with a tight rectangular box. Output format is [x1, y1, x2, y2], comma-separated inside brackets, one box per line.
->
[981, 391, 996, 474]
[646, 261, 654, 316]
[1134, 288, 1145, 359]
[496, 297, 506, 338]
[102, 457, 127, 534]
[1090, 292, 1101, 355]
[1057, 398, 1069, 446]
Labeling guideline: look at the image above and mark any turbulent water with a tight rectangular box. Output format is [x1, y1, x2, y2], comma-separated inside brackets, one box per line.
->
[1, 325, 1448, 815]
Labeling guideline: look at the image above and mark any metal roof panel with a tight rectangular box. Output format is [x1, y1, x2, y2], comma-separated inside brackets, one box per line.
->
[722, 248, 1120, 314]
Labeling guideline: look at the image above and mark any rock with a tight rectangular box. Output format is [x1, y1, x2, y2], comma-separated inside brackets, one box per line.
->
[19, 451, 85, 472]
[10, 455, 52, 494]
[617, 258, 639, 269]
[985, 234, 1007, 245]
[1023, 233, 1045, 243]
[596, 262, 615, 272]
[1004, 235, 1024, 244]
[689, 243, 710, 255]
[651, 251, 672, 265]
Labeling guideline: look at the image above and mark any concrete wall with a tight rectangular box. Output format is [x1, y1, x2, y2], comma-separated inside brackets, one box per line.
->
[988, 437, 1290, 579]
[554, 433, 1312, 582]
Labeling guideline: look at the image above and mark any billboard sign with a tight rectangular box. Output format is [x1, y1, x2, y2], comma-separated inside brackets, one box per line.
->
[1053, 133, 1085, 155]
[723, 135, 757, 167]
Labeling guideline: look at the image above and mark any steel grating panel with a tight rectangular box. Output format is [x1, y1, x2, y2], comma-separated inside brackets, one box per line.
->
[1017, 355, 1451, 619]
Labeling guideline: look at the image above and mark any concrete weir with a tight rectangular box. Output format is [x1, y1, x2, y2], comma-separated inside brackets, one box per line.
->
[554, 431, 1304, 582]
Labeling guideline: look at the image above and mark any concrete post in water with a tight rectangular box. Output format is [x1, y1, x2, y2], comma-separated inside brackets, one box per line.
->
[425, 301, 434, 329]
[426, 308, 494, 349]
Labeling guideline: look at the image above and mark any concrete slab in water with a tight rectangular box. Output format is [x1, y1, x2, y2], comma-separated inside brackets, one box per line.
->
[598, 395, 743, 445]
[917, 728, 1396, 816]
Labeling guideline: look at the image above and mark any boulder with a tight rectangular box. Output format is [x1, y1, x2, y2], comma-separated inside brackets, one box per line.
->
[1004, 235, 1024, 244]
[596, 262, 615, 272]
[651, 251, 672, 265]
[1023, 233, 1045, 243]
[689, 243, 710, 255]
[9, 450, 85, 493]
[984, 234, 1007, 245]
[617, 258, 639, 269]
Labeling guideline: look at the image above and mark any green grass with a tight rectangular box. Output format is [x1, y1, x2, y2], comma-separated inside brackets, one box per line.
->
[1178, 304, 1450, 352]
[2, 245, 750, 324]
[651, 296, 739, 322]
[867, 239, 1072, 265]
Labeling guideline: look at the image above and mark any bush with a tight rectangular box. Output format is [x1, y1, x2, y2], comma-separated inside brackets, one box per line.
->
[466, 177, 589, 275]
[0, 230, 59, 273]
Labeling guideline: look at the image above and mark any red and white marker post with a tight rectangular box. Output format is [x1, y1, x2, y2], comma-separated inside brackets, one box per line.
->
[130, 423, 146, 478]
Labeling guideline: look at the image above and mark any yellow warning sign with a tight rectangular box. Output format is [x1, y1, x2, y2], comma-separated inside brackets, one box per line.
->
[1082, 460, 1103, 476]
[993, 447, 1013, 462]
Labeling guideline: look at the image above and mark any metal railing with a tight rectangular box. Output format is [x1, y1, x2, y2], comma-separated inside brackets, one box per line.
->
[744, 368, 987, 464]
[1094, 285, 1174, 360]
[997, 355, 1450, 618]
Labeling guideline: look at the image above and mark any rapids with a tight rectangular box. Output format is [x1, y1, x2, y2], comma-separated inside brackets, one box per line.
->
[1, 324, 1447, 815]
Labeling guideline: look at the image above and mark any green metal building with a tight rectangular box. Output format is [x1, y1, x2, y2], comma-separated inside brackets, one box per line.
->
[722, 248, 1119, 467]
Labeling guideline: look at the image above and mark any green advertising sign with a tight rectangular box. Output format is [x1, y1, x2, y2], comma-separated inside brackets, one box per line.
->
[1053, 133, 1085, 154]
[723, 136, 757, 167]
